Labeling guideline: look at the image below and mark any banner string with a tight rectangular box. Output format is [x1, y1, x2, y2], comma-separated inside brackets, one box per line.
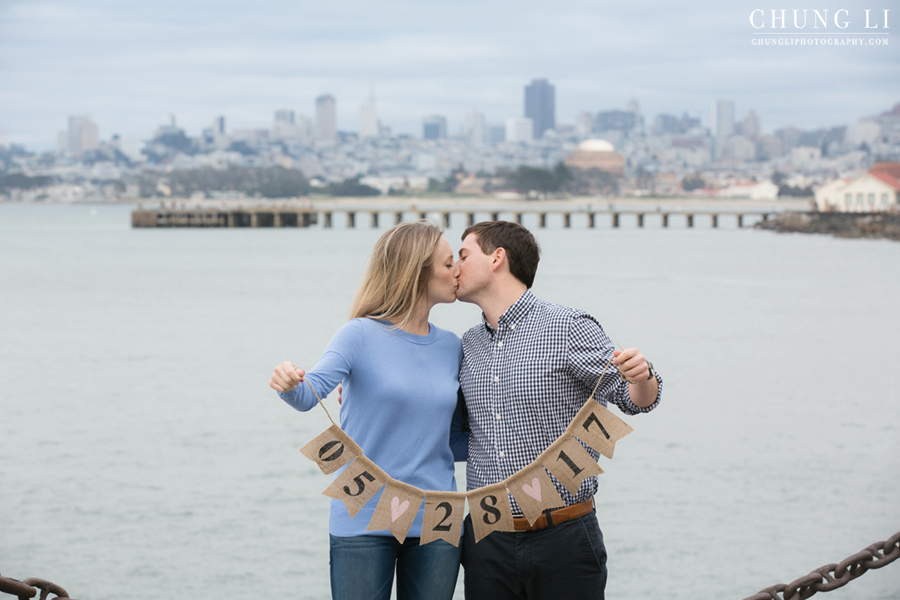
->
[304, 376, 337, 426]
[588, 343, 620, 401]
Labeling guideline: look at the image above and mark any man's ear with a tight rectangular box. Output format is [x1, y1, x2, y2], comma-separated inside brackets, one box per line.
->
[490, 247, 507, 272]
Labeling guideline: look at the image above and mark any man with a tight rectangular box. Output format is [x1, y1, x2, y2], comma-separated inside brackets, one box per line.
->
[455, 221, 661, 600]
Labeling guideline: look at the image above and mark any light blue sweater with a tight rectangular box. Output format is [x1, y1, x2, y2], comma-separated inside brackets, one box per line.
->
[278, 318, 466, 538]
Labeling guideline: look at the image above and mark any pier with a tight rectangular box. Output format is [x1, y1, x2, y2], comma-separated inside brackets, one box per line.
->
[132, 200, 789, 230]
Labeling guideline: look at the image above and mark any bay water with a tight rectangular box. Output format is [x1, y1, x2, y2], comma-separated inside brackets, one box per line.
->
[1, 203, 898, 599]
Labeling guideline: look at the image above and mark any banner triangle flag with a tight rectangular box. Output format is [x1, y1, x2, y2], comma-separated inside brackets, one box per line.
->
[566, 399, 633, 459]
[467, 482, 515, 543]
[420, 491, 467, 547]
[300, 424, 363, 474]
[539, 434, 604, 496]
[507, 465, 565, 526]
[322, 455, 388, 518]
[366, 479, 426, 544]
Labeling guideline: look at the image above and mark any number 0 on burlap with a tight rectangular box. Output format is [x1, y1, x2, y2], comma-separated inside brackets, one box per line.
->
[322, 455, 388, 518]
[420, 491, 466, 546]
[300, 424, 363, 474]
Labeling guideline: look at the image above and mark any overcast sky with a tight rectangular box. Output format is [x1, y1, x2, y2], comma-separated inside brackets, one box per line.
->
[1, 0, 898, 149]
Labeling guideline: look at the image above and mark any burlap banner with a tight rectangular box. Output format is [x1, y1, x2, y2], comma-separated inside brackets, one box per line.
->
[566, 399, 633, 459]
[367, 479, 426, 543]
[467, 482, 515, 543]
[301, 396, 635, 543]
[507, 464, 565, 526]
[539, 434, 604, 495]
[420, 491, 467, 547]
[300, 424, 363, 474]
[322, 455, 389, 518]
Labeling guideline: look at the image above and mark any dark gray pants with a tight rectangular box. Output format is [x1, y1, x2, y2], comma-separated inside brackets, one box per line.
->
[461, 510, 608, 600]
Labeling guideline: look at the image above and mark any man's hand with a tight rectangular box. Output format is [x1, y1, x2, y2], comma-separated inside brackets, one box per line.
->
[269, 361, 305, 393]
[613, 348, 650, 384]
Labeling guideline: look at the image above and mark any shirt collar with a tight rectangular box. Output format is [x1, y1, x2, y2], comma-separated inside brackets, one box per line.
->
[481, 289, 537, 334]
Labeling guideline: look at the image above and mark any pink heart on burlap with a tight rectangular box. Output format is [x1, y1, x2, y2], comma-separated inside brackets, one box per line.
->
[391, 496, 410, 522]
[522, 478, 542, 501]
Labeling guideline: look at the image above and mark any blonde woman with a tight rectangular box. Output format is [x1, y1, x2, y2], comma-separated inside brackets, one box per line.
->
[269, 222, 466, 600]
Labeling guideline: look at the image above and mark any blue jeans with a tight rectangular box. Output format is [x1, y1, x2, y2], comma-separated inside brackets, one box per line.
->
[330, 534, 462, 600]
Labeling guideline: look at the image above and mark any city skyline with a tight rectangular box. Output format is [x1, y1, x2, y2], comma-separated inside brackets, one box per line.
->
[1, 1, 897, 150]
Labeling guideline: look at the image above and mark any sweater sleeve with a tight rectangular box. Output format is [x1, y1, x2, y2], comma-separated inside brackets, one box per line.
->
[276, 319, 362, 412]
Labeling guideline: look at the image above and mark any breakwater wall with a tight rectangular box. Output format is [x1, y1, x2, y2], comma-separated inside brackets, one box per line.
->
[756, 211, 900, 241]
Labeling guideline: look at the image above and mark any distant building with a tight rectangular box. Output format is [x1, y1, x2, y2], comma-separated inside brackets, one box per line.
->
[275, 109, 295, 125]
[359, 85, 380, 139]
[465, 110, 486, 146]
[790, 146, 822, 167]
[488, 125, 506, 145]
[423, 115, 447, 140]
[738, 110, 761, 140]
[594, 110, 636, 134]
[711, 99, 735, 159]
[575, 112, 593, 137]
[814, 162, 900, 212]
[316, 95, 337, 140]
[213, 116, 226, 136]
[61, 116, 98, 156]
[505, 118, 533, 143]
[711, 100, 735, 138]
[564, 138, 624, 175]
[524, 78, 555, 139]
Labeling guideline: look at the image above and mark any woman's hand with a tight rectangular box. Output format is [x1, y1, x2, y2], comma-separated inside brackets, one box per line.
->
[269, 361, 305, 393]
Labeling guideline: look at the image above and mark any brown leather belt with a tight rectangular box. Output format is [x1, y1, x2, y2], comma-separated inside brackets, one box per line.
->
[512, 499, 594, 531]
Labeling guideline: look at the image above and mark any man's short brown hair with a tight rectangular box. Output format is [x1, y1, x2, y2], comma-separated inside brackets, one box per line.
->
[462, 221, 541, 288]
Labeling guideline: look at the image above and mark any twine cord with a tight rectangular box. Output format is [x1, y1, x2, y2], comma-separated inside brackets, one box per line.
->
[303, 376, 337, 426]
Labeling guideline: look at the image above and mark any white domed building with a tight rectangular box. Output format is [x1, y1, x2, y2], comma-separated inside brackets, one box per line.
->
[564, 139, 624, 175]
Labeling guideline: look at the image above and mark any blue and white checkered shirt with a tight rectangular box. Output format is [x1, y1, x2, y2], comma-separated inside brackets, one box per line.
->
[460, 290, 662, 514]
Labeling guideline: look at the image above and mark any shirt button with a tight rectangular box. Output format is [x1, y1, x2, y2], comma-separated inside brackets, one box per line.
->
[493, 376, 500, 383]
[499, 451, 505, 458]
[497, 341, 503, 347]
[510, 324, 516, 329]
[495, 413, 501, 419]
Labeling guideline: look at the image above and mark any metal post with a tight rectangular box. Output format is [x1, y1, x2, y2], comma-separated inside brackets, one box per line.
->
[347, 212, 356, 228]
[612, 213, 619, 228]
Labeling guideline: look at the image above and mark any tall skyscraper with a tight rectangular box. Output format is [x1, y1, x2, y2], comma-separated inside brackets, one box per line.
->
[711, 100, 735, 138]
[316, 94, 337, 140]
[465, 110, 486, 146]
[711, 99, 735, 159]
[359, 84, 379, 139]
[423, 115, 447, 140]
[213, 116, 226, 136]
[64, 116, 98, 156]
[524, 78, 555, 139]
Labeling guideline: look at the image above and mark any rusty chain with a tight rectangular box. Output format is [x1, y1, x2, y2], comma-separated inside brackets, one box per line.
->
[0, 573, 73, 600]
[743, 531, 900, 600]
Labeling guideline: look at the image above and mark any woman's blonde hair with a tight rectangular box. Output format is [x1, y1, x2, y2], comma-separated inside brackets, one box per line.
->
[350, 221, 444, 329]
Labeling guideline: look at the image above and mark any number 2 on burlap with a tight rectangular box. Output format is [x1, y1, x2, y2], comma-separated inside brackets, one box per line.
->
[432, 501, 453, 532]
